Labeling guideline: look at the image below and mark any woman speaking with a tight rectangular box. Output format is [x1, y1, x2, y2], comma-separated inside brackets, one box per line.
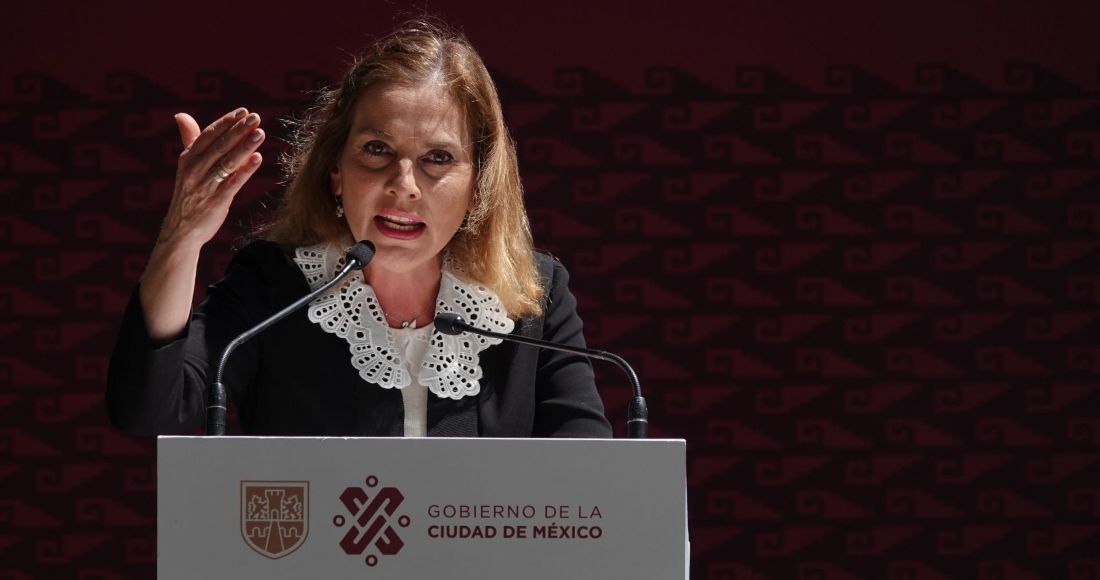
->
[105, 23, 612, 438]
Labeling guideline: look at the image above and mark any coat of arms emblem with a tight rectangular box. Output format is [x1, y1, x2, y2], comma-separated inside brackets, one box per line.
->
[241, 481, 309, 559]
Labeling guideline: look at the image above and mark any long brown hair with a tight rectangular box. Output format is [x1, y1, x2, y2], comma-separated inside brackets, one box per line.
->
[260, 21, 544, 318]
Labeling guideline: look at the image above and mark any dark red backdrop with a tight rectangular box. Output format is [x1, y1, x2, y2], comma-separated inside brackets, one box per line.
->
[3, 2, 1100, 578]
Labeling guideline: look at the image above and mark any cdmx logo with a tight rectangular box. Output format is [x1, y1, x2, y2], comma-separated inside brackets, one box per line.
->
[333, 475, 411, 567]
[240, 481, 309, 560]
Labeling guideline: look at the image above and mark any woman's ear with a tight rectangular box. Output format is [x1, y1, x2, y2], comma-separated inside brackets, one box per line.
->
[330, 165, 342, 197]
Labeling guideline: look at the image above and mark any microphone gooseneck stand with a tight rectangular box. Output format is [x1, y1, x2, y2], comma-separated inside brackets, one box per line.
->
[205, 241, 376, 436]
[434, 312, 649, 439]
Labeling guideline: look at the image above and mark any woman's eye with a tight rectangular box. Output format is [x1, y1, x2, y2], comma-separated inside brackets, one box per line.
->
[425, 151, 454, 165]
[363, 141, 389, 156]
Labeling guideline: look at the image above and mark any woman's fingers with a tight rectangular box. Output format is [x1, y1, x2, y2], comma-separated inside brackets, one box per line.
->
[209, 113, 263, 169]
[186, 112, 262, 177]
[202, 116, 265, 193]
[161, 109, 265, 248]
[187, 108, 248, 158]
[209, 112, 258, 158]
[175, 109, 263, 189]
[216, 125, 266, 176]
[215, 152, 263, 199]
[174, 113, 202, 148]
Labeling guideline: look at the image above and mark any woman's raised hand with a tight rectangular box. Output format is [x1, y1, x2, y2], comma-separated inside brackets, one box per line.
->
[139, 108, 266, 342]
[160, 108, 266, 249]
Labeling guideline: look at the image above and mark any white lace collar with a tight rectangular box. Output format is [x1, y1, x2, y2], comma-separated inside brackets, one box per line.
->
[292, 244, 514, 400]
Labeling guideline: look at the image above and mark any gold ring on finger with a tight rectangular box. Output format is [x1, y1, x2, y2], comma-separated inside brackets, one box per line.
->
[211, 163, 231, 183]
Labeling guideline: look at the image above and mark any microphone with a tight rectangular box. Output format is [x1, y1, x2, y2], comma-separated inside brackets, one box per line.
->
[434, 312, 649, 439]
[205, 240, 376, 435]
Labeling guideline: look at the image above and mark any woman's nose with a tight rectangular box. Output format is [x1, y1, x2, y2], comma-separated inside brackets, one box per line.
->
[388, 158, 420, 199]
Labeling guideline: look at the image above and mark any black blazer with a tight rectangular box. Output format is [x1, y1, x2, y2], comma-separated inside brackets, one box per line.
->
[105, 241, 613, 438]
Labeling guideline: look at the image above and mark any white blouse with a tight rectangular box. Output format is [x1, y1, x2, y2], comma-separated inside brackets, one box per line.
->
[292, 244, 515, 436]
[393, 325, 431, 436]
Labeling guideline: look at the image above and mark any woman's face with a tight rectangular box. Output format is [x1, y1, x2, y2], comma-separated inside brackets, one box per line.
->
[332, 82, 475, 277]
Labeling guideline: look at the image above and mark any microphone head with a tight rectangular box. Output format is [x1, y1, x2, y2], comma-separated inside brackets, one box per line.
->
[345, 240, 376, 270]
[433, 312, 466, 336]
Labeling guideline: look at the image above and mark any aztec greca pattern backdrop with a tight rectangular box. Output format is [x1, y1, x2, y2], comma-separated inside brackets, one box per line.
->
[3, 7, 1100, 580]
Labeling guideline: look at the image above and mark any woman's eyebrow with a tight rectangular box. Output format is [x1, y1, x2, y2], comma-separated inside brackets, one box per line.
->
[354, 126, 466, 153]
[354, 127, 394, 139]
[425, 139, 463, 151]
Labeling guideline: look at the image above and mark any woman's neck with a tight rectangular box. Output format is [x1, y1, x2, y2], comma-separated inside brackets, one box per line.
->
[365, 263, 442, 329]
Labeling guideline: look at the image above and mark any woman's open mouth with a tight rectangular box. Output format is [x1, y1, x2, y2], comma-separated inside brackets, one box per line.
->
[375, 213, 426, 240]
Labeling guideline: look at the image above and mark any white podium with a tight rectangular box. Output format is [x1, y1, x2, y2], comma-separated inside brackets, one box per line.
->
[158, 437, 688, 580]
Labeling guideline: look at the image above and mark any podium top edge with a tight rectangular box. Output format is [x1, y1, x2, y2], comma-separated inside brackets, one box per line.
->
[157, 436, 686, 445]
